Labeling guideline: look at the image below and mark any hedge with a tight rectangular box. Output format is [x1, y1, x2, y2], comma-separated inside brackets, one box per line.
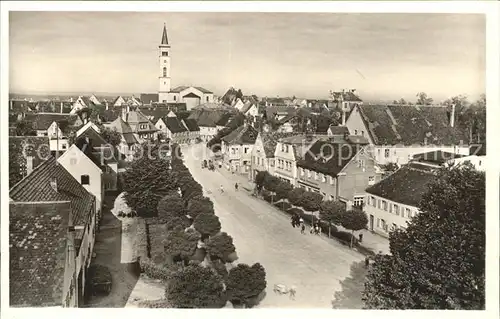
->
[137, 299, 172, 308]
[135, 218, 149, 260]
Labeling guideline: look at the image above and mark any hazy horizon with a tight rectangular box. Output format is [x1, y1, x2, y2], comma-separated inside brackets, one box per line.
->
[9, 12, 486, 102]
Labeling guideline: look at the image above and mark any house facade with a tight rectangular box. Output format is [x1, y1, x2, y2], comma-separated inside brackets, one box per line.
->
[9, 157, 97, 307]
[249, 132, 298, 182]
[58, 144, 104, 213]
[221, 124, 258, 174]
[365, 162, 437, 237]
[25, 113, 81, 153]
[296, 136, 381, 210]
[155, 111, 189, 144]
[345, 104, 470, 165]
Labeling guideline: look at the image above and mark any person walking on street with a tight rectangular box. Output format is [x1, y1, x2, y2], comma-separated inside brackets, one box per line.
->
[315, 224, 320, 235]
[220, 185, 224, 194]
[235, 182, 239, 191]
[300, 224, 305, 234]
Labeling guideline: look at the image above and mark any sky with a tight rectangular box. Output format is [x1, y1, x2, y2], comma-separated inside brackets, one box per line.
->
[9, 12, 486, 102]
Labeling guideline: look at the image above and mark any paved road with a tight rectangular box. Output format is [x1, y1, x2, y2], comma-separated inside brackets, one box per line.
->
[183, 145, 364, 308]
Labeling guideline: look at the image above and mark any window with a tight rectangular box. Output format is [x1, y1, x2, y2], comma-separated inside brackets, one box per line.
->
[367, 197, 371, 205]
[358, 159, 365, 168]
[322, 174, 327, 183]
[174, 96, 177, 101]
[163, 67, 167, 77]
[62, 144, 67, 150]
[281, 144, 284, 152]
[361, 131, 364, 136]
[270, 159, 275, 167]
[385, 149, 390, 158]
[315, 172, 319, 180]
[389, 203, 392, 213]
[300, 168, 304, 176]
[377, 218, 380, 227]
[244, 148, 248, 154]
[285, 145, 289, 153]
[392, 223, 398, 231]
[401, 208, 405, 218]
[378, 199, 381, 209]
[307, 170, 311, 178]
[162, 51, 168, 56]
[330, 176, 335, 185]
[355, 130, 358, 135]
[371, 196, 376, 207]
[368, 176, 375, 185]
[382, 200, 387, 211]
[394, 204, 399, 215]
[81, 175, 90, 185]
[206, 96, 209, 102]
[381, 219, 387, 231]
[405, 208, 411, 218]
[353, 195, 364, 207]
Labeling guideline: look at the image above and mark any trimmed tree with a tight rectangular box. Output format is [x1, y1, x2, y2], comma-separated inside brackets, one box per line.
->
[187, 196, 215, 219]
[319, 200, 345, 238]
[157, 193, 187, 221]
[299, 191, 323, 212]
[363, 165, 485, 309]
[193, 213, 222, 237]
[226, 263, 267, 308]
[275, 181, 293, 200]
[164, 226, 201, 264]
[165, 215, 192, 231]
[288, 188, 306, 206]
[166, 264, 227, 308]
[206, 232, 237, 263]
[341, 209, 368, 248]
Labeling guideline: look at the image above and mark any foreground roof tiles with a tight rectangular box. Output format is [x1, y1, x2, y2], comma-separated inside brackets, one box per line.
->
[10, 201, 70, 307]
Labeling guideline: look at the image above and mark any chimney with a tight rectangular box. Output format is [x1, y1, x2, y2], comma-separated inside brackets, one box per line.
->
[26, 156, 34, 175]
[450, 104, 456, 128]
[50, 177, 58, 192]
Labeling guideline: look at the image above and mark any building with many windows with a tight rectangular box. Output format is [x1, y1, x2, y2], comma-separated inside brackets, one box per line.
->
[221, 124, 258, 174]
[364, 162, 437, 237]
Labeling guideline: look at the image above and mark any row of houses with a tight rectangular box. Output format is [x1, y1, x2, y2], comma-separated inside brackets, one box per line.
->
[216, 102, 485, 239]
[8, 121, 130, 307]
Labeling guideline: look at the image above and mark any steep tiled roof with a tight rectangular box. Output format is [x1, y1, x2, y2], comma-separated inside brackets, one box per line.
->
[297, 139, 368, 177]
[216, 113, 233, 126]
[261, 132, 300, 158]
[107, 117, 134, 134]
[412, 150, 465, 165]
[77, 126, 108, 147]
[182, 118, 200, 132]
[356, 105, 469, 146]
[222, 125, 258, 145]
[329, 125, 350, 135]
[189, 109, 227, 127]
[366, 162, 438, 207]
[10, 201, 70, 307]
[125, 111, 158, 132]
[140, 93, 159, 105]
[9, 156, 95, 230]
[164, 116, 187, 134]
[24, 113, 78, 131]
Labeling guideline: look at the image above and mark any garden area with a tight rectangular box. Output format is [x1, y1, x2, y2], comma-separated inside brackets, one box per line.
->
[123, 142, 268, 308]
[254, 171, 373, 255]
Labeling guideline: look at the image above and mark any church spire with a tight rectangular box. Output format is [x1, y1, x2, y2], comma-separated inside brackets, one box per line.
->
[161, 23, 169, 45]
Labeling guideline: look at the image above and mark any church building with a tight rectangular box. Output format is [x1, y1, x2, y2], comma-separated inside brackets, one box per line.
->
[142, 24, 215, 110]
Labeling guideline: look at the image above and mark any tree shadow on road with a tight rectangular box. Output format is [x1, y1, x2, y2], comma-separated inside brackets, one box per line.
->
[331, 260, 367, 309]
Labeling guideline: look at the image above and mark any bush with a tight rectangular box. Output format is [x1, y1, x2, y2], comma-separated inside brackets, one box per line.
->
[166, 264, 227, 308]
[287, 188, 306, 206]
[206, 232, 236, 262]
[157, 193, 187, 220]
[274, 201, 291, 211]
[299, 191, 323, 212]
[226, 263, 267, 308]
[139, 257, 177, 282]
[187, 196, 215, 219]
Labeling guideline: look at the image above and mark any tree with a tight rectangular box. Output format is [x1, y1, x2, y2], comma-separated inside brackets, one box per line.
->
[165, 215, 192, 231]
[14, 119, 36, 136]
[319, 200, 345, 237]
[298, 191, 323, 212]
[164, 226, 201, 264]
[341, 209, 368, 248]
[193, 213, 221, 237]
[157, 193, 187, 221]
[254, 170, 267, 192]
[275, 181, 293, 199]
[95, 124, 122, 147]
[206, 232, 237, 262]
[122, 147, 177, 217]
[416, 92, 433, 105]
[363, 164, 485, 309]
[187, 196, 215, 219]
[226, 263, 267, 308]
[166, 264, 227, 308]
[287, 188, 306, 206]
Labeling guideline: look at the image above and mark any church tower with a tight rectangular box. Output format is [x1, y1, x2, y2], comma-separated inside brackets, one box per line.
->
[158, 23, 171, 103]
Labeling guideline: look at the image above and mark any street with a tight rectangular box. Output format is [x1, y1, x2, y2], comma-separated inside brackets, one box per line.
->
[183, 144, 364, 308]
